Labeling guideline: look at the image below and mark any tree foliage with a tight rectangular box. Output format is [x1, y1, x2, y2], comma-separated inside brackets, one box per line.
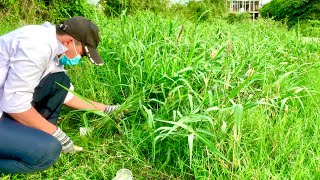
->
[0, 0, 227, 23]
[99, 0, 227, 21]
[45, 0, 89, 23]
[180, 0, 226, 21]
[259, 0, 320, 26]
[0, 0, 95, 24]
[100, 0, 169, 17]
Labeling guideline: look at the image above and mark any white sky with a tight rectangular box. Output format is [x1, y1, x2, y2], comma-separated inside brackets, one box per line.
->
[87, 0, 99, 5]
[262, 0, 272, 4]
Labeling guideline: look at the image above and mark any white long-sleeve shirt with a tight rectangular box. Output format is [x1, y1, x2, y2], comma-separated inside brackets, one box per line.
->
[0, 22, 74, 117]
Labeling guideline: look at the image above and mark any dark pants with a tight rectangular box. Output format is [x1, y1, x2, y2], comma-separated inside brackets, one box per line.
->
[0, 72, 70, 174]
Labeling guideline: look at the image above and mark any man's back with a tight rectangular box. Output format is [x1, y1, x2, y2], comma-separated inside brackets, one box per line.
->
[0, 22, 58, 117]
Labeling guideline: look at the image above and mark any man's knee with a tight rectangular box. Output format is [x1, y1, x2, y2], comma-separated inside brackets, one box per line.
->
[42, 138, 62, 167]
[38, 72, 71, 90]
[27, 137, 62, 170]
[53, 72, 70, 89]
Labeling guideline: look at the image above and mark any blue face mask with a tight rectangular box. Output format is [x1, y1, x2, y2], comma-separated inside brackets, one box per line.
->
[59, 41, 82, 66]
[59, 54, 81, 66]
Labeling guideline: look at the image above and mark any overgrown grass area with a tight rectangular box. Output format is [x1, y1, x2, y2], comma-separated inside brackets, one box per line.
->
[1, 9, 320, 179]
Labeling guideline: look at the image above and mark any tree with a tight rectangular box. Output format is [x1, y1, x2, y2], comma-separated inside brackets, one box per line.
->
[259, 0, 320, 27]
[101, 0, 169, 17]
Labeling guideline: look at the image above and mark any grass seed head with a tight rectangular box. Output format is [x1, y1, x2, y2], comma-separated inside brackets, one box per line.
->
[246, 68, 255, 77]
[226, 39, 231, 56]
[211, 49, 218, 59]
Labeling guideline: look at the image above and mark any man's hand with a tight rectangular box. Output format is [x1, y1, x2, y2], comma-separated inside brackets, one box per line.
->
[52, 127, 76, 153]
[104, 105, 128, 120]
[104, 105, 120, 114]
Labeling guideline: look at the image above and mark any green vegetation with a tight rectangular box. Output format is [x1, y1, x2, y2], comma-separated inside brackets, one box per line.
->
[101, 0, 169, 17]
[259, 0, 320, 24]
[0, 0, 95, 24]
[99, 0, 227, 21]
[259, 0, 320, 37]
[1, 0, 320, 179]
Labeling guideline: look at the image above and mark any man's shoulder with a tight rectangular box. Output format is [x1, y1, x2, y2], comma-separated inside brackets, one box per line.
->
[20, 23, 54, 37]
[8, 23, 58, 48]
[5, 22, 53, 39]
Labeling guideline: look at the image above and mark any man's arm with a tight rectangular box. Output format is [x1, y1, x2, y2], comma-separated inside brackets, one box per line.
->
[64, 95, 106, 111]
[3, 38, 56, 134]
[8, 107, 56, 134]
[9, 107, 77, 153]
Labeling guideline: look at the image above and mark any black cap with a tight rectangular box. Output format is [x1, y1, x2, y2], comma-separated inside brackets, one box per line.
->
[59, 16, 104, 66]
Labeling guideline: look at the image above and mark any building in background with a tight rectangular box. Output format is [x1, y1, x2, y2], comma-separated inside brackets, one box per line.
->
[227, 0, 271, 17]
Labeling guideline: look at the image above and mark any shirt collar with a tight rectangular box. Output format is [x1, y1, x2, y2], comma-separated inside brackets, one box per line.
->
[42, 22, 68, 55]
[41, 22, 68, 67]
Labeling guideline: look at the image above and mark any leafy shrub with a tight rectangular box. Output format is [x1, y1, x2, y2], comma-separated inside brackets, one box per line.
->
[299, 20, 320, 37]
[100, 0, 169, 17]
[224, 12, 251, 24]
[0, 0, 98, 25]
[168, 0, 227, 21]
[259, 0, 320, 27]
[0, 0, 12, 8]
[185, 1, 210, 21]
[44, 0, 90, 23]
[99, 0, 227, 21]
[0, 0, 48, 25]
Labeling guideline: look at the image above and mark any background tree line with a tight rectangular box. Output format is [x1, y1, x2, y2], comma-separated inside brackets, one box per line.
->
[0, 0, 228, 23]
[0, 0, 319, 37]
[259, 0, 320, 36]
[260, 0, 320, 26]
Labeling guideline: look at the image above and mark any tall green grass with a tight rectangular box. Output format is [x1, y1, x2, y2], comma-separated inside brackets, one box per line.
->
[1, 10, 320, 179]
[64, 12, 320, 179]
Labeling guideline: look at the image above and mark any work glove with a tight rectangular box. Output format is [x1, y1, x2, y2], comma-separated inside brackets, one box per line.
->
[52, 127, 76, 153]
[104, 105, 120, 114]
[104, 105, 126, 119]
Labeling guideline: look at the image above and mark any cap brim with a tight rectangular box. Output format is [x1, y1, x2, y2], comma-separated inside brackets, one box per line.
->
[84, 45, 104, 66]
